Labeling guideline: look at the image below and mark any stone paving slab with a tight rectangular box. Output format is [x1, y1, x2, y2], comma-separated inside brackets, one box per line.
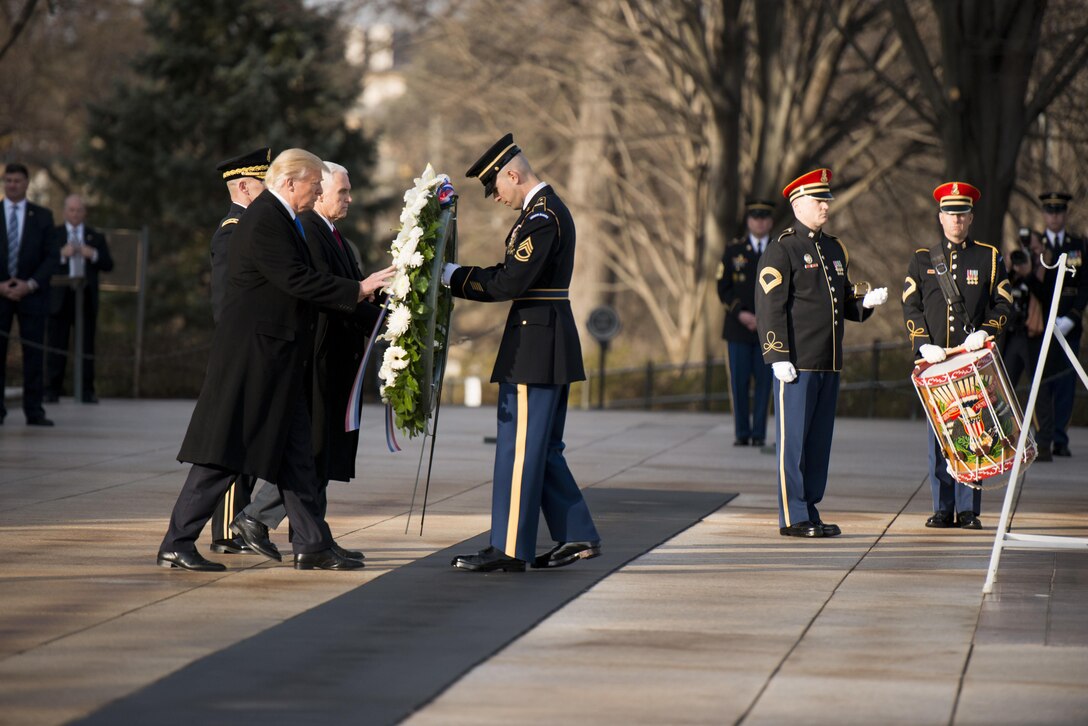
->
[0, 398, 1086, 725]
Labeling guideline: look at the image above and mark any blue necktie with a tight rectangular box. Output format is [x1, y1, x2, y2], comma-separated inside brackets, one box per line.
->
[294, 216, 305, 240]
[7, 205, 19, 274]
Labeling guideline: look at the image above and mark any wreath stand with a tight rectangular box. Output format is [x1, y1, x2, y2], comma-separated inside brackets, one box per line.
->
[983, 252, 1088, 594]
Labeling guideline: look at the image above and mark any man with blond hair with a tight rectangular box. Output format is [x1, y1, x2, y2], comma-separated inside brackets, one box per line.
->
[158, 149, 390, 572]
[232, 161, 392, 563]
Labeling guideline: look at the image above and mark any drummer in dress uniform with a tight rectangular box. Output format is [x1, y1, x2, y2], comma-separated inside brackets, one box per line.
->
[902, 182, 1014, 529]
[1030, 192, 1088, 457]
[755, 169, 888, 538]
[207, 147, 269, 556]
[444, 133, 601, 572]
[717, 198, 775, 447]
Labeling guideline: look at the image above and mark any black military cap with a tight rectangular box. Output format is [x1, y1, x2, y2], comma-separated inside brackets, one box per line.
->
[465, 133, 521, 197]
[745, 198, 775, 218]
[1039, 191, 1072, 213]
[216, 147, 271, 181]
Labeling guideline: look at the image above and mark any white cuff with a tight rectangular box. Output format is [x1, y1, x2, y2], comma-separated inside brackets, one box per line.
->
[441, 262, 460, 286]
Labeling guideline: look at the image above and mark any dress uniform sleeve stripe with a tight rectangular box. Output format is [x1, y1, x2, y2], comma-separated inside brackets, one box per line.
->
[503, 384, 530, 557]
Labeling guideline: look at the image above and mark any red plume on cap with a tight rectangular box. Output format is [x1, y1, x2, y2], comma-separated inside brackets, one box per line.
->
[932, 181, 980, 214]
[782, 169, 833, 202]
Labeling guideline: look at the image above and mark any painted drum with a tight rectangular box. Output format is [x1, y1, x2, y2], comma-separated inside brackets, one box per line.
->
[912, 341, 1036, 488]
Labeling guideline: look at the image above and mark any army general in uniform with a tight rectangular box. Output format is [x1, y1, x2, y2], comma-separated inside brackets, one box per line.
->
[717, 198, 775, 447]
[207, 148, 269, 556]
[755, 169, 888, 538]
[902, 182, 1013, 529]
[444, 134, 601, 572]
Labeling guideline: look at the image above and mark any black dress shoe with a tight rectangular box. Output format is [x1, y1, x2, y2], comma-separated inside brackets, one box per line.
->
[230, 513, 281, 561]
[1036, 448, 1053, 462]
[331, 542, 364, 561]
[533, 541, 602, 569]
[957, 512, 982, 530]
[926, 511, 955, 528]
[294, 548, 365, 570]
[451, 546, 526, 572]
[814, 520, 841, 537]
[26, 416, 54, 427]
[210, 537, 257, 555]
[157, 550, 226, 571]
[1053, 444, 1071, 457]
[779, 521, 823, 537]
[733, 438, 750, 446]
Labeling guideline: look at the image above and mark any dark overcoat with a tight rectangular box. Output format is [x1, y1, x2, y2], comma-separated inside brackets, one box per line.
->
[301, 211, 382, 482]
[448, 185, 585, 384]
[1, 200, 56, 314]
[209, 202, 246, 324]
[177, 191, 359, 482]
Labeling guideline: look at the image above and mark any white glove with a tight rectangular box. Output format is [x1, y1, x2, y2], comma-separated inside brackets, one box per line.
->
[441, 262, 461, 286]
[772, 361, 797, 382]
[1056, 315, 1075, 337]
[919, 344, 947, 364]
[963, 330, 988, 351]
[862, 287, 888, 308]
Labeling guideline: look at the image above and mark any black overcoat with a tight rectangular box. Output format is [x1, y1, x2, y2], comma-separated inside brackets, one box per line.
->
[209, 202, 246, 324]
[301, 211, 382, 482]
[177, 191, 359, 482]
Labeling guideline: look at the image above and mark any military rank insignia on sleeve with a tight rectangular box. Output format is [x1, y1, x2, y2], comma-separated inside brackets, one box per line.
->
[515, 238, 534, 262]
[759, 267, 783, 293]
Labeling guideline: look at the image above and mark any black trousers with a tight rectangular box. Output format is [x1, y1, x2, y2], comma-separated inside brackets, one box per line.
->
[160, 391, 332, 555]
[0, 302, 46, 419]
[46, 289, 98, 397]
[209, 473, 255, 543]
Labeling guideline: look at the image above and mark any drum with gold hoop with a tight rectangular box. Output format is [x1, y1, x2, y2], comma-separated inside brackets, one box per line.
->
[911, 339, 1035, 489]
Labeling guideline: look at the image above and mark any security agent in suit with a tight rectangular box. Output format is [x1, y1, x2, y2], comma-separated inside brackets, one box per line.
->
[206, 148, 269, 556]
[234, 161, 392, 564]
[1, 163, 58, 426]
[46, 195, 114, 403]
[755, 169, 888, 538]
[157, 148, 380, 572]
[717, 198, 776, 447]
[903, 182, 1013, 529]
[444, 134, 601, 572]
[1029, 192, 1087, 457]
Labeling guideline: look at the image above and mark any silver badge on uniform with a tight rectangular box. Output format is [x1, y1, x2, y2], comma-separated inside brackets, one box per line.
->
[803, 253, 813, 264]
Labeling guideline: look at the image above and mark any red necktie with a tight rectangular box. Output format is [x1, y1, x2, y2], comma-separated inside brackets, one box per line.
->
[332, 227, 345, 251]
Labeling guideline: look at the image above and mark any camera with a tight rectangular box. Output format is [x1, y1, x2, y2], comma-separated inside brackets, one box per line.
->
[1010, 249, 1029, 266]
[1018, 227, 1031, 245]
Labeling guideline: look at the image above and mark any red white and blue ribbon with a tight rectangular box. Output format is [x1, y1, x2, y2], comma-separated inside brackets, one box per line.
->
[344, 302, 390, 433]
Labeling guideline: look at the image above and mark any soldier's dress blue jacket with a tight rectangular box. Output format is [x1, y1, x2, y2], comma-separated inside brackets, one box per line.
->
[449, 184, 599, 561]
[755, 222, 873, 529]
[903, 237, 1013, 516]
[718, 234, 773, 443]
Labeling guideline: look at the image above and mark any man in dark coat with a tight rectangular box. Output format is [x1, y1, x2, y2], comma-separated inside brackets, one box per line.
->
[157, 148, 380, 572]
[444, 134, 601, 573]
[756, 168, 888, 538]
[717, 198, 775, 447]
[206, 147, 269, 556]
[46, 194, 114, 403]
[902, 181, 1013, 530]
[234, 161, 390, 563]
[1, 163, 57, 426]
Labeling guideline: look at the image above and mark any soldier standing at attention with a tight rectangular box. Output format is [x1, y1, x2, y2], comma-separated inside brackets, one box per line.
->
[207, 148, 269, 556]
[717, 198, 776, 448]
[443, 133, 601, 572]
[902, 182, 1013, 529]
[1031, 192, 1087, 458]
[755, 169, 888, 538]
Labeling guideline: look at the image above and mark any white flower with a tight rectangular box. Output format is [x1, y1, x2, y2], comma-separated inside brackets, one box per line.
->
[406, 251, 424, 269]
[389, 271, 412, 300]
[414, 164, 436, 189]
[385, 345, 410, 370]
[384, 303, 412, 339]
